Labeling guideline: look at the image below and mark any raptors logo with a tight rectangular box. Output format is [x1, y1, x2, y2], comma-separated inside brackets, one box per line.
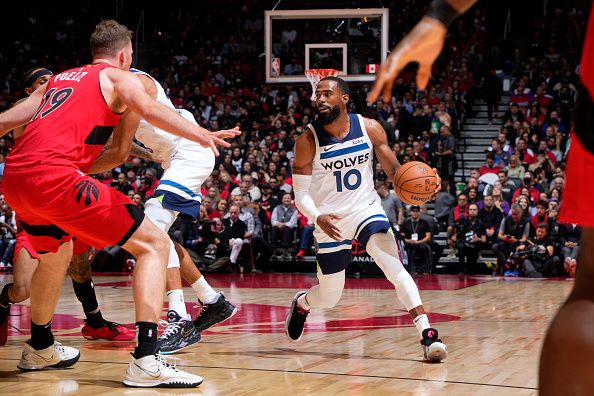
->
[74, 180, 100, 206]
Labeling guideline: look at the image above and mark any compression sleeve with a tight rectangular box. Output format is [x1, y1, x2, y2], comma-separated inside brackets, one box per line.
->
[293, 174, 322, 224]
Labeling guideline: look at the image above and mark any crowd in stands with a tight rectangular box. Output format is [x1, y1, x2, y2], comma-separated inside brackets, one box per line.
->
[0, 1, 588, 277]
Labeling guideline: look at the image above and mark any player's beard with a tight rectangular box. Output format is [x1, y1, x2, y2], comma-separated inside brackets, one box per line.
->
[318, 104, 341, 125]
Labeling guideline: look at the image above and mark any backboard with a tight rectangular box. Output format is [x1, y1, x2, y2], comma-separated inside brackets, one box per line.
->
[265, 8, 389, 83]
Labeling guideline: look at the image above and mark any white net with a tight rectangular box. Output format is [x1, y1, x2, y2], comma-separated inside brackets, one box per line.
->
[304, 69, 339, 101]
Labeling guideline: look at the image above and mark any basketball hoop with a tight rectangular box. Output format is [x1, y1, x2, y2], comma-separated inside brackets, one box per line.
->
[305, 69, 339, 101]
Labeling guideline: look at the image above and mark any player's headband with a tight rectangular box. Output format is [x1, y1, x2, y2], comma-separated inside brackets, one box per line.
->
[24, 68, 53, 89]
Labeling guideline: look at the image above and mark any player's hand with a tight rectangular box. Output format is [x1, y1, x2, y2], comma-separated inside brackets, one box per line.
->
[316, 214, 342, 241]
[368, 17, 447, 103]
[199, 126, 242, 156]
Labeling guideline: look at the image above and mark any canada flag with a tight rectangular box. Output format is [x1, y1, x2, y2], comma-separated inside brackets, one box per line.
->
[366, 64, 380, 73]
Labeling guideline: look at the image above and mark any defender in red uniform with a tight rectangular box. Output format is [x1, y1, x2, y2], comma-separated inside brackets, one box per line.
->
[0, 20, 238, 388]
[0, 68, 134, 346]
[369, 0, 594, 393]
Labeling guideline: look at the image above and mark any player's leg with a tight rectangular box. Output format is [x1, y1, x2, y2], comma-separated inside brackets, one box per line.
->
[285, 225, 350, 342]
[68, 242, 134, 341]
[18, 239, 81, 370]
[175, 241, 236, 332]
[539, 227, 594, 394]
[0, 242, 39, 345]
[364, 227, 447, 362]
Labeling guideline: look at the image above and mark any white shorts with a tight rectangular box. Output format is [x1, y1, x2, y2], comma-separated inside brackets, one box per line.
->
[154, 109, 215, 219]
[314, 201, 391, 274]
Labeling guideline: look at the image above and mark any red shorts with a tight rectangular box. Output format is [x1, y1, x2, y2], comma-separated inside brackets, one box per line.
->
[559, 133, 594, 226]
[14, 227, 40, 261]
[4, 167, 143, 254]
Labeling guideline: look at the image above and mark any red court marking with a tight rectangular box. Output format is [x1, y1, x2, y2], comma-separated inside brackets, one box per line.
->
[94, 274, 492, 291]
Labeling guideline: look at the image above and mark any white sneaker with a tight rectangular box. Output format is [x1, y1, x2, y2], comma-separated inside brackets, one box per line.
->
[18, 341, 80, 371]
[421, 328, 448, 362]
[123, 354, 203, 388]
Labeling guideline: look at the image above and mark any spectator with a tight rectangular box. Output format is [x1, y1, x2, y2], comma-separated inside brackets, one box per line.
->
[419, 204, 443, 270]
[479, 194, 504, 246]
[0, 204, 16, 269]
[221, 205, 247, 269]
[434, 180, 456, 232]
[452, 203, 486, 275]
[504, 154, 525, 180]
[270, 193, 298, 255]
[531, 200, 554, 233]
[559, 223, 581, 277]
[492, 204, 530, 274]
[245, 201, 273, 272]
[115, 172, 135, 195]
[400, 205, 433, 274]
[231, 174, 261, 201]
[489, 138, 509, 166]
[447, 194, 469, 240]
[202, 196, 222, 220]
[520, 223, 560, 278]
[511, 171, 541, 203]
[497, 170, 517, 201]
[479, 152, 501, 176]
[503, 102, 526, 124]
[484, 70, 503, 124]
[435, 125, 456, 189]
[295, 211, 315, 258]
[375, 181, 403, 227]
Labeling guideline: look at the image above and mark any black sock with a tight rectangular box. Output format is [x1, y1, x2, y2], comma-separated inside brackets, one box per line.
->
[134, 321, 159, 359]
[30, 320, 54, 350]
[0, 283, 14, 308]
[72, 278, 105, 328]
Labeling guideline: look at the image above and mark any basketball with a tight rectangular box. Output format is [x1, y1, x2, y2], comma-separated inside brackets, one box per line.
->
[394, 161, 438, 205]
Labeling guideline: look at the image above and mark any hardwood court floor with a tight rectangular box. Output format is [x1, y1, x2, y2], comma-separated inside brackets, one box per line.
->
[0, 273, 573, 395]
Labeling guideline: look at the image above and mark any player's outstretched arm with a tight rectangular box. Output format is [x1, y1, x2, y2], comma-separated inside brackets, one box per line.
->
[292, 129, 342, 241]
[106, 68, 240, 156]
[0, 83, 47, 136]
[368, 0, 477, 102]
[365, 118, 400, 181]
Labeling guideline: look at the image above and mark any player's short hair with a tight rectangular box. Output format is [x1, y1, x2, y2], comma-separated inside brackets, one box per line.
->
[90, 20, 133, 57]
[318, 76, 350, 96]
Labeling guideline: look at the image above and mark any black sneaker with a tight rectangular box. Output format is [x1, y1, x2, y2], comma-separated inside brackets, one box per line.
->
[158, 311, 201, 355]
[421, 328, 448, 362]
[285, 291, 309, 342]
[193, 292, 237, 333]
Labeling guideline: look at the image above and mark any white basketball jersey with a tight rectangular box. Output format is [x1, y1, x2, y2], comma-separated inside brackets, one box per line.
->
[309, 113, 379, 216]
[130, 68, 181, 159]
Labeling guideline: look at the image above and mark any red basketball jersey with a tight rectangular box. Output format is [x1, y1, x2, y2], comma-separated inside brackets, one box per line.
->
[6, 63, 122, 174]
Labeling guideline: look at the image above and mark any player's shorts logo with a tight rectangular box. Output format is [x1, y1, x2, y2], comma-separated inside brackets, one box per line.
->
[74, 180, 100, 206]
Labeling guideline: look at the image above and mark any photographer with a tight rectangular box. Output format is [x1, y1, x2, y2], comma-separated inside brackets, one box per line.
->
[520, 223, 560, 278]
[400, 205, 433, 273]
[451, 203, 487, 275]
[492, 204, 530, 274]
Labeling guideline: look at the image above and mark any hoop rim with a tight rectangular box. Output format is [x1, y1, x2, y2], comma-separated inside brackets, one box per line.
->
[304, 68, 340, 76]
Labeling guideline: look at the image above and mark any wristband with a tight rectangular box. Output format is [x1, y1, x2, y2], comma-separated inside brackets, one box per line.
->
[426, 1, 461, 27]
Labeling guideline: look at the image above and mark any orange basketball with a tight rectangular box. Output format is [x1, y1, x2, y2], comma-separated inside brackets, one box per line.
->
[394, 161, 438, 205]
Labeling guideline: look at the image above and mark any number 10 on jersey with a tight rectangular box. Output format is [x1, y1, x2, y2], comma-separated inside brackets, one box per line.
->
[333, 169, 362, 192]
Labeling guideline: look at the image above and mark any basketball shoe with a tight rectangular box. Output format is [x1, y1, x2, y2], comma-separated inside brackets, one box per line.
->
[123, 353, 203, 388]
[81, 320, 135, 341]
[159, 311, 201, 355]
[285, 291, 309, 342]
[193, 292, 237, 333]
[421, 328, 448, 362]
[0, 303, 9, 345]
[17, 341, 80, 371]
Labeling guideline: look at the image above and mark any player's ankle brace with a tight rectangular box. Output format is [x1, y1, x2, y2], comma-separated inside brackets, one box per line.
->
[30, 320, 54, 350]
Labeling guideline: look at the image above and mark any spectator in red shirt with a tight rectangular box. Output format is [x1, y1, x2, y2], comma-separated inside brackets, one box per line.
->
[479, 152, 501, 176]
[511, 171, 541, 203]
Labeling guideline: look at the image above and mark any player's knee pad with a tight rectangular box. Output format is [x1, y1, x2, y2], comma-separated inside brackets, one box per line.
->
[366, 232, 422, 310]
[166, 239, 179, 269]
[306, 270, 345, 308]
[144, 198, 177, 232]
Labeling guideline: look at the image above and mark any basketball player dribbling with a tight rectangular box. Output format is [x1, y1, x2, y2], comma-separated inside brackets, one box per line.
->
[285, 76, 447, 362]
[369, 0, 594, 392]
[0, 68, 135, 346]
[0, 20, 239, 388]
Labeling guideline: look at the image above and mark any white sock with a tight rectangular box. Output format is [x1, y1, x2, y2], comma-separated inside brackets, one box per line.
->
[191, 276, 219, 304]
[167, 289, 189, 320]
[297, 293, 311, 311]
[413, 314, 430, 337]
